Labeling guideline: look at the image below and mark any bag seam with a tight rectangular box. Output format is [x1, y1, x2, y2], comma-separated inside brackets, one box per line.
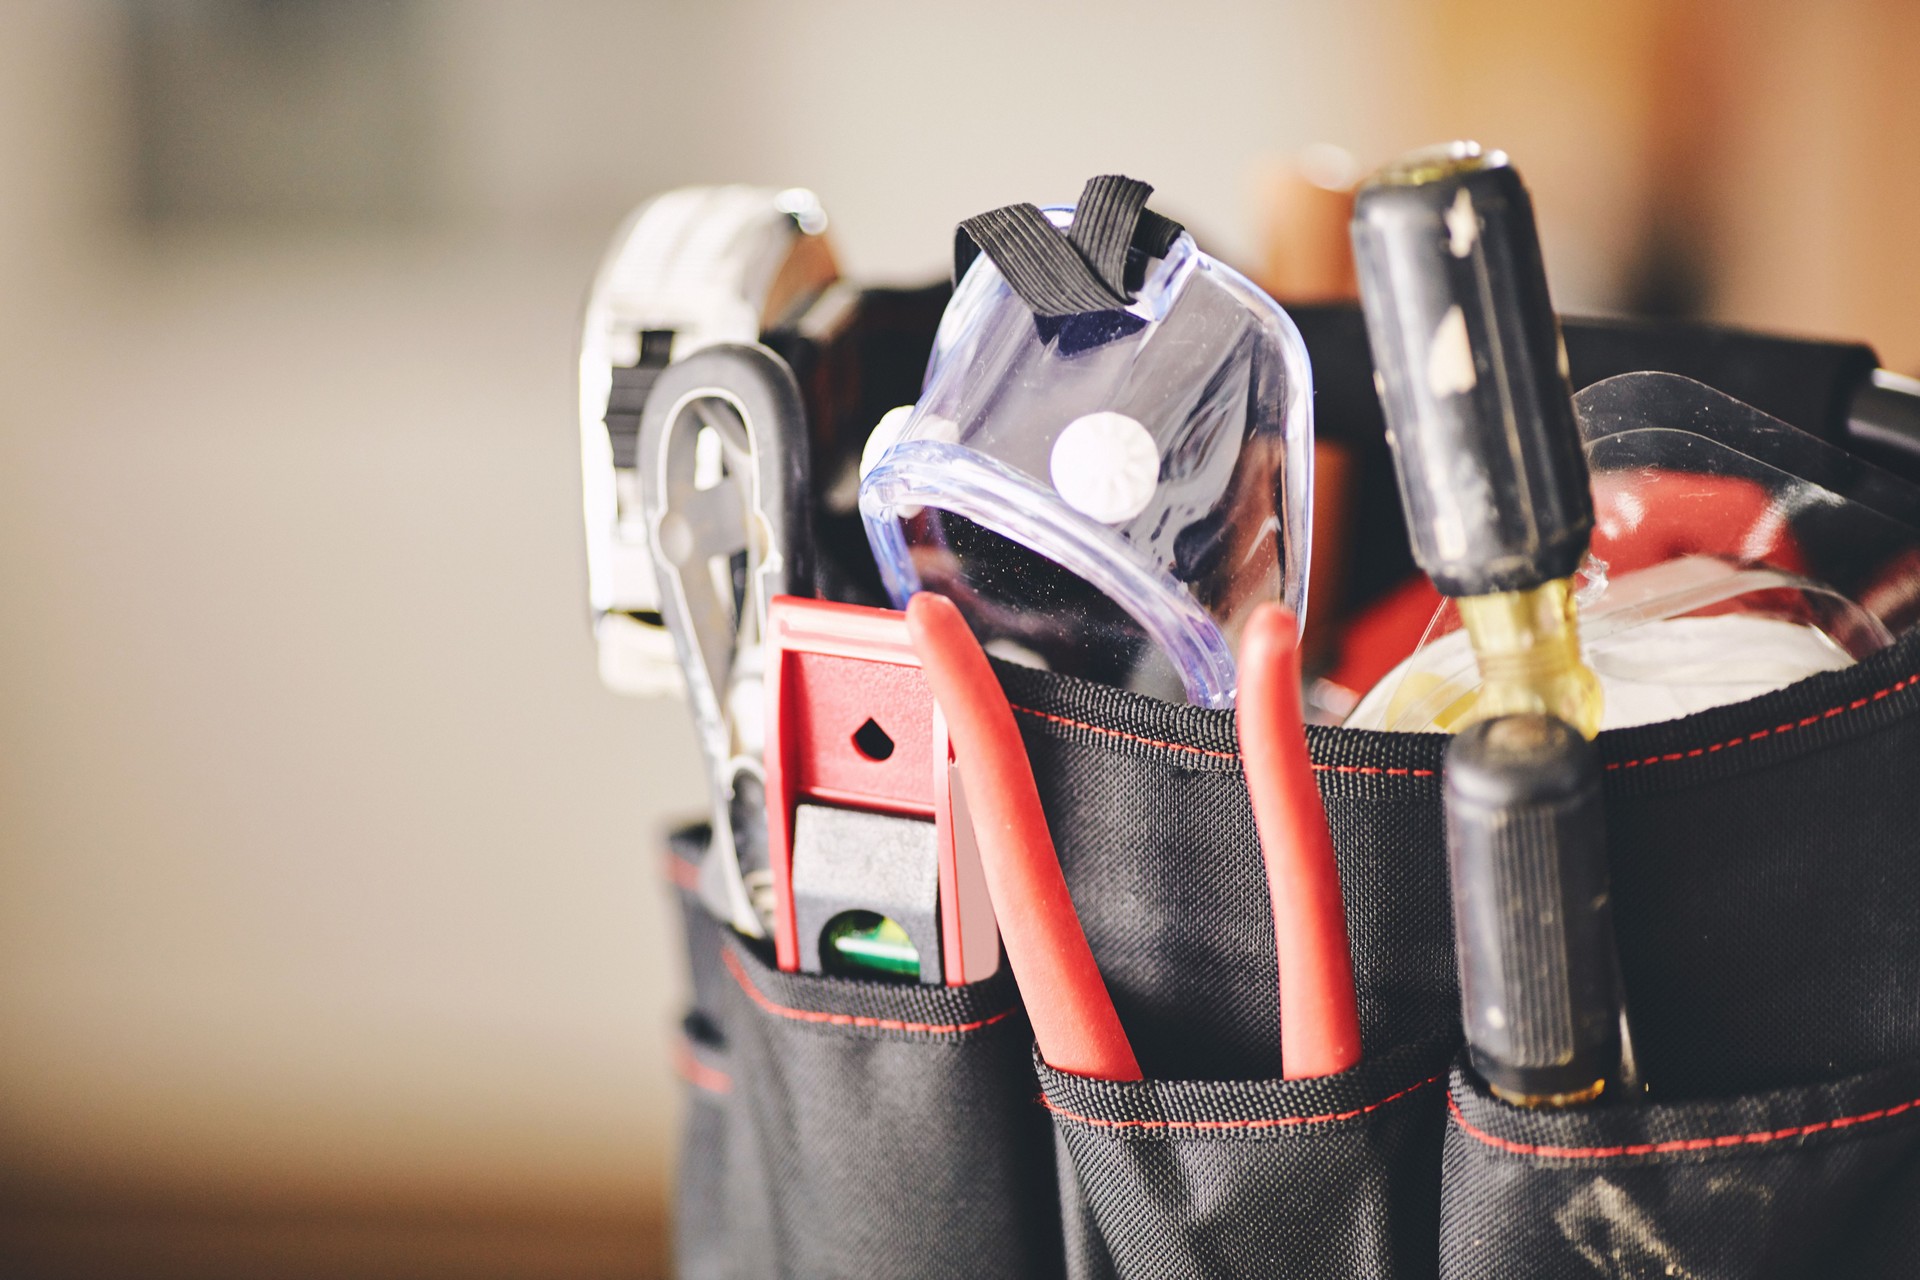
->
[1446, 1089, 1920, 1161]
[1009, 668, 1920, 779]
[723, 947, 1018, 1037]
[662, 849, 702, 892]
[675, 1036, 733, 1095]
[1009, 704, 1436, 776]
[1603, 672, 1920, 772]
[1040, 1071, 1443, 1132]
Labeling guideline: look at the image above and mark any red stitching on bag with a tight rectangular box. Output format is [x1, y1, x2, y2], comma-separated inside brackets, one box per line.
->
[675, 1039, 732, 1094]
[1009, 705, 1240, 760]
[1446, 1090, 1920, 1160]
[1040, 1072, 1443, 1131]
[1007, 704, 1437, 777]
[662, 852, 702, 892]
[1604, 673, 1920, 773]
[1010, 670, 1919, 780]
[722, 948, 1017, 1036]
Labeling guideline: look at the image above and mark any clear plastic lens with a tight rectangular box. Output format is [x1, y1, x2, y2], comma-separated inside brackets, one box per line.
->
[1347, 374, 1920, 732]
[860, 209, 1315, 707]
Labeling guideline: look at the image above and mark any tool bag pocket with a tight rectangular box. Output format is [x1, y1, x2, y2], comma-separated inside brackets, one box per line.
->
[1438, 1054, 1920, 1279]
[1038, 1035, 1456, 1280]
[674, 994, 743, 1280]
[702, 927, 1059, 1279]
[666, 828, 762, 1280]
[668, 825, 771, 1274]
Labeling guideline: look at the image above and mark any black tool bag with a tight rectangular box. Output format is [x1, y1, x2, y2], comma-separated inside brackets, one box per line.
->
[664, 624, 1920, 1278]
[658, 282, 1920, 1276]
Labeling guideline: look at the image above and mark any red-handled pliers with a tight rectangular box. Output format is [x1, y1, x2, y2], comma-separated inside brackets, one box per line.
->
[905, 593, 1142, 1082]
[1238, 602, 1363, 1079]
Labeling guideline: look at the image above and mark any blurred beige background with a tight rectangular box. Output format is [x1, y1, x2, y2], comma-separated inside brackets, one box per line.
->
[2, 2, 1915, 1277]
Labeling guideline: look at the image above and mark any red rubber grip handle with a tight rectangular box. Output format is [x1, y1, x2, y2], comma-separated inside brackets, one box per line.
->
[1237, 602, 1363, 1079]
[905, 593, 1142, 1082]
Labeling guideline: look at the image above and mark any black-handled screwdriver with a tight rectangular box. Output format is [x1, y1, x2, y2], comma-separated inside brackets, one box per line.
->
[1444, 713, 1636, 1107]
[1351, 142, 1602, 737]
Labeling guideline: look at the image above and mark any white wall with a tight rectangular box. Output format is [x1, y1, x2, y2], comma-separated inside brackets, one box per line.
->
[424, 0, 1417, 276]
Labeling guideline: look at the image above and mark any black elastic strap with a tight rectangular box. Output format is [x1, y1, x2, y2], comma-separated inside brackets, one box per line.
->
[1064, 175, 1153, 302]
[1132, 207, 1183, 259]
[955, 203, 1124, 316]
[952, 175, 1185, 318]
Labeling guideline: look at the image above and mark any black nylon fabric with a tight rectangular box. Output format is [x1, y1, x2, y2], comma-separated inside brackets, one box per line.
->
[1040, 1036, 1456, 1279]
[1440, 1057, 1920, 1278]
[669, 824, 732, 1039]
[995, 661, 1459, 1082]
[676, 1006, 741, 1278]
[1595, 650, 1920, 1099]
[700, 928, 1061, 1279]
[1054, 1126, 1119, 1280]
[669, 888, 767, 1280]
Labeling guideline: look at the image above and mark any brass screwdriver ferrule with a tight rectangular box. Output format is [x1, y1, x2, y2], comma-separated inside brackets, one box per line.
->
[1488, 1077, 1607, 1110]
[1455, 579, 1604, 739]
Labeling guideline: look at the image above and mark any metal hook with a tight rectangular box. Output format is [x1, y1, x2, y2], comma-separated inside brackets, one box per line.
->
[637, 344, 813, 936]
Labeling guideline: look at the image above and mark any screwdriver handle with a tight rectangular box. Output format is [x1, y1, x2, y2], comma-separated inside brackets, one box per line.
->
[1444, 713, 1622, 1106]
[1351, 143, 1592, 598]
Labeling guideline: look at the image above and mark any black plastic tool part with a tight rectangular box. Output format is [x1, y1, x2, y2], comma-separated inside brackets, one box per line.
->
[1444, 713, 1623, 1105]
[603, 328, 676, 469]
[1350, 146, 1594, 598]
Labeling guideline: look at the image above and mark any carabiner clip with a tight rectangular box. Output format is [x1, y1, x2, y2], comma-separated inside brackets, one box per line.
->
[637, 344, 814, 936]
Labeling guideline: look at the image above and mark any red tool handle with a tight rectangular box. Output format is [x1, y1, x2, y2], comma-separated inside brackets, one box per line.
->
[1238, 602, 1363, 1079]
[905, 593, 1142, 1082]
